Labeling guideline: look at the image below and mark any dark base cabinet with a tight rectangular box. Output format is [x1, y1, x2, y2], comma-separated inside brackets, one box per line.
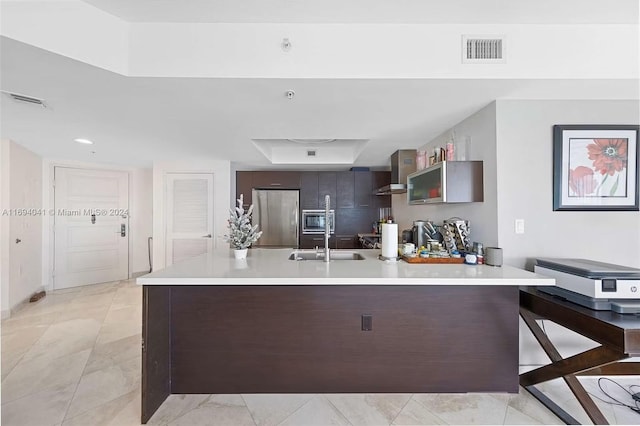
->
[299, 234, 360, 249]
[299, 235, 327, 249]
[142, 284, 519, 423]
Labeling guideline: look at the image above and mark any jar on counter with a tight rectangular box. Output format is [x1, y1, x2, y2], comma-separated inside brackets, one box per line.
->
[416, 150, 427, 170]
[446, 141, 455, 161]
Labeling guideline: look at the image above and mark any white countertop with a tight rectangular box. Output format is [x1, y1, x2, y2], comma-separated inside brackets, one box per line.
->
[137, 248, 555, 286]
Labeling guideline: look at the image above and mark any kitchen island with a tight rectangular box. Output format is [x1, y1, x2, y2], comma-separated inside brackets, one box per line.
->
[137, 248, 554, 423]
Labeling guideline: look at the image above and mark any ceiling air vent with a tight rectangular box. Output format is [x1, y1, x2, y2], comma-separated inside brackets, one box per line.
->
[2, 91, 47, 107]
[462, 36, 506, 64]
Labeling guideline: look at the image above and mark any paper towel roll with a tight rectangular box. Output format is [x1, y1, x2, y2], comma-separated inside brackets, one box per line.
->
[381, 223, 398, 259]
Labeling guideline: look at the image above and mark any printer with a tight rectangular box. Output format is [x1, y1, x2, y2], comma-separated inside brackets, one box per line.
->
[534, 258, 640, 314]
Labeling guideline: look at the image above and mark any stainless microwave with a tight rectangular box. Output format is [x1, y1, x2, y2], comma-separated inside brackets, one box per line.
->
[302, 210, 335, 234]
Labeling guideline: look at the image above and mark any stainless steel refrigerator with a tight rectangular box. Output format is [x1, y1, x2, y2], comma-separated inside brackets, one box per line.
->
[251, 189, 299, 248]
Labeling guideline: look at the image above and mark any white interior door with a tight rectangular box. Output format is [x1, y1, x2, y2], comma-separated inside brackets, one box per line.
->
[165, 173, 214, 265]
[54, 167, 129, 289]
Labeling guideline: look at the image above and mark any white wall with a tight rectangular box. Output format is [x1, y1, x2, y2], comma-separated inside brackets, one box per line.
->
[2, 2, 637, 80]
[129, 23, 639, 79]
[496, 100, 640, 270]
[392, 102, 498, 247]
[9, 141, 43, 310]
[41, 159, 153, 289]
[152, 159, 231, 271]
[0, 141, 43, 316]
[0, 140, 11, 317]
[130, 168, 153, 275]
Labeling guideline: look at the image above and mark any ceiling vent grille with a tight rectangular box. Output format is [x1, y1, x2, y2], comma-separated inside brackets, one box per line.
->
[2, 91, 47, 107]
[462, 36, 506, 63]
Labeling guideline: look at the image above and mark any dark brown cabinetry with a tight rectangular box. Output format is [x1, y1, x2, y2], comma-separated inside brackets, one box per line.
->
[297, 235, 358, 249]
[354, 171, 372, 208]
[317, 172, 337, 207]
[236, 171, 301, 206]
[372, 171, 392, 209]
[300, 172, 319, 209]
[142, 284, 519, 422]
[252, 171, 300, 189]
[237, 170, 390, 250]
[236, 171, 253, 208]
[334, 235, 357, 249]
[336, 171, 355, 208]
[300, 235, 330, 249]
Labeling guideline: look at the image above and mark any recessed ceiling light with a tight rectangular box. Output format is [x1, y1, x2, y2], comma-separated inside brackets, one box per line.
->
[74, 138, 94, 145]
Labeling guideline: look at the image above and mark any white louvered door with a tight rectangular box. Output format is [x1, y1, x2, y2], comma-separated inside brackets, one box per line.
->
[165, 173, 214, 266]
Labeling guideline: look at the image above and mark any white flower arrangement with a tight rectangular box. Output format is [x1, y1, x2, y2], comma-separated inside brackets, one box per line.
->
[224, 194, 263, 249]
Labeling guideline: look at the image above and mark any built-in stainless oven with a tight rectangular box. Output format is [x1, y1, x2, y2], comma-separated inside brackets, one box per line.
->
[301, 209, 335, 234]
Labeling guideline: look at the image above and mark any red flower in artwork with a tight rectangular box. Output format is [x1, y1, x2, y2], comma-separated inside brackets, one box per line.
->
[569, 166, 597, 196]
[587, 139, 628, 176]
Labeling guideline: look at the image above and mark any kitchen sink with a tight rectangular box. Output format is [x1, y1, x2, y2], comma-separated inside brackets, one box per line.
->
[288, 250, 365, 261]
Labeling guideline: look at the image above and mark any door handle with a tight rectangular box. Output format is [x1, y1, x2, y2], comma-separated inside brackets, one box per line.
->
[202, 234, 212, 238]
[115, 224, 126, 237]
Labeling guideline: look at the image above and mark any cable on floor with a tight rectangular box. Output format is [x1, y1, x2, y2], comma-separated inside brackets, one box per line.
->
[586, 377, 640, 416]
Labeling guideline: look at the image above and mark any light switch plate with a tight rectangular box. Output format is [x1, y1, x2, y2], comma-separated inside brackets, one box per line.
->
[515, 219, 525, 234]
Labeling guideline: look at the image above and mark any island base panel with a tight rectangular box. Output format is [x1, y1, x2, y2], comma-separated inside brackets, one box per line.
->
[164, 285, 519, 394]
[141, 286, 171, 424]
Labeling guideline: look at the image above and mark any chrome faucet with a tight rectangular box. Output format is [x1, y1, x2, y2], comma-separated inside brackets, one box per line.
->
[324, 194, 331, 262]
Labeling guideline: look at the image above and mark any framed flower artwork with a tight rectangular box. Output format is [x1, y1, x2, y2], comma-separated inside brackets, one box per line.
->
[553, 124, 639, 211]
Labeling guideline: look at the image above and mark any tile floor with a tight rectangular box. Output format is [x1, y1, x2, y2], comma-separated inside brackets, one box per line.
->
[2, 279, 639, 425]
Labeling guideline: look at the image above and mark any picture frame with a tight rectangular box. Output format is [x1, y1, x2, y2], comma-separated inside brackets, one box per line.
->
[553, 124, 639, 211]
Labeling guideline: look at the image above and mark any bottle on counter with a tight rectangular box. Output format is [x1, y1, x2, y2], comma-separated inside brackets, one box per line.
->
[446, 130, 455, 161]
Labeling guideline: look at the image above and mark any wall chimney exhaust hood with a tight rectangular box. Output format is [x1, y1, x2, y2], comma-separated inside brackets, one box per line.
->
[375, 149, 417, 195]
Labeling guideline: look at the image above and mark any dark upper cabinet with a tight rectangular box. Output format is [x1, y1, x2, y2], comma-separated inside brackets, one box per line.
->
[299, 234, 358, 249]
[317, 172, 337, 208]
[300, 172, 319, 209]
[236, 171, 253, 208]
[252, 171, 300, 189]
[372, 171, 392, 208]
[336, 171, 355, 208]
[354, 171, 373, 208]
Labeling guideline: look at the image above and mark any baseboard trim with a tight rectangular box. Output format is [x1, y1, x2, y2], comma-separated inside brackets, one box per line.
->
[4, 285, 47, 319]
[131, 270, 150, 279]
